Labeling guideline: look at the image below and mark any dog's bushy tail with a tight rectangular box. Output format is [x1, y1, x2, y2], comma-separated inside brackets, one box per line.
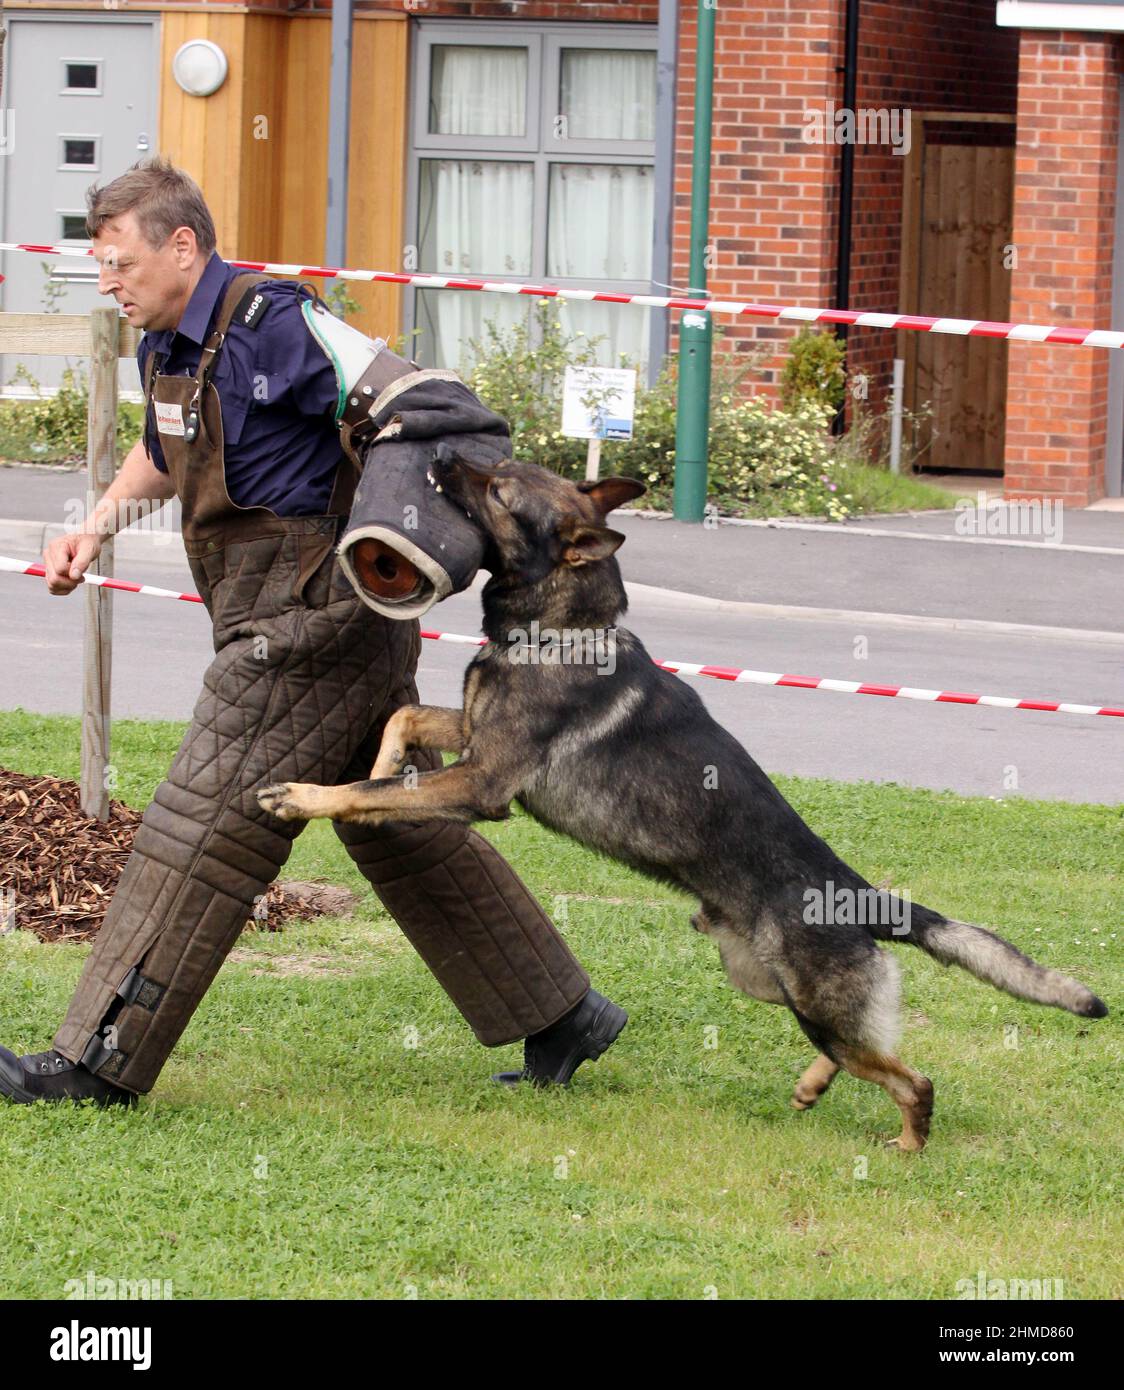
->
[892, 905, 1107, 1018]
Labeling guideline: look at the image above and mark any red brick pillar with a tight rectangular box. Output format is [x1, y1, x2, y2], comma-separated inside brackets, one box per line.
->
[1005, 31, 1121, 504]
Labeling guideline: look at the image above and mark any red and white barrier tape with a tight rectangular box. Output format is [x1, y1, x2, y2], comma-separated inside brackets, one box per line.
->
[0, 558, 202, 605]
[4, 240, 1123, 351]
[4, 555, 1120, 719]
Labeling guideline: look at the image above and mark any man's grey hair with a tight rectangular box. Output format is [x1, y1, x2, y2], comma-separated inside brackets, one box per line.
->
[85, 154, 217, 256]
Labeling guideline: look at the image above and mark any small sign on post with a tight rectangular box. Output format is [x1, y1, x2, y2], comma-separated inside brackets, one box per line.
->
[81, 306, 119, 821]
[561, 365, 636, 481]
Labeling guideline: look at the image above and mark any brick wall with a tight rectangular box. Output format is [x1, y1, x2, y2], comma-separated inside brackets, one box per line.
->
[846, 1, 1018, 407]
[1003, 31, 1121, 505]
[669, 0, 1017, 399]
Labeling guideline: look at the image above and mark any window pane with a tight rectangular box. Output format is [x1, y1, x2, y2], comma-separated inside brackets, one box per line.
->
[64, 62, 99, 91]
[560, 50, 655, 140]
[419, 159, 533, 277]
[547, 164, 653, 281]
[60, 214, 89, 241]
[63, 138, 96, 166]
[429, 45, 527, 137]
[416, 289, 530, 373]
[417, 159, 534, 369]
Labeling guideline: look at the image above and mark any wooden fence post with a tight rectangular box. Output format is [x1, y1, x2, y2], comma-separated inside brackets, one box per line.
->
[80, 306, 119, 820]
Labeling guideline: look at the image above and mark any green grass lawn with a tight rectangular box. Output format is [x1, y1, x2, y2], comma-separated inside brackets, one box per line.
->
[1, 709, 1120, 1299]
[633, 460, 953, 522]
[835, 459, 956, 516]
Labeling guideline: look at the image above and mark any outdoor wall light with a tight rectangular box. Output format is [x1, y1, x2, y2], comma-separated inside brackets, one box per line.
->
[171, 40, 229, 98]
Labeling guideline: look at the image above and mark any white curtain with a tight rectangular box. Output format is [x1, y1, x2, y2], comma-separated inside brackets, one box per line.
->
[548, 164, 652, 367]
[548, 164, 652, 281]
[418, 159, 533, 370]
[430, 45, 527, 137]
[560, 49, 656, 141]
[416, 44, 656, 370]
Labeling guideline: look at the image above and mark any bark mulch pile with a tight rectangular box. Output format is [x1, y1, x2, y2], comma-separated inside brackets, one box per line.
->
[1, 768, 357, 945]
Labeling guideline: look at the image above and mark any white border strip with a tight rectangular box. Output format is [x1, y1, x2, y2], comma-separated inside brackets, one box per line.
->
[996, 2, 1124, 33]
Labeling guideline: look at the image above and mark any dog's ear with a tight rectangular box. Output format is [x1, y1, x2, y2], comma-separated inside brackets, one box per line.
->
[576, 476, 646, 517]
[558, 517, 626, 567]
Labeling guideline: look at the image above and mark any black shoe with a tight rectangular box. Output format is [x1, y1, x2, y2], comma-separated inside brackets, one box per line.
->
[0, 1047, 136, 1107]
[492, 988, 628, 1088]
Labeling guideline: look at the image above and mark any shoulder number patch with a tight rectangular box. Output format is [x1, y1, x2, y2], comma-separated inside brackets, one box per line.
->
[235, 285, 269, 330]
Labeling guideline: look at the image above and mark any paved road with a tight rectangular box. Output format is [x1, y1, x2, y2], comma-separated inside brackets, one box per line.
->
[612, 512, 1123, 633]
[0, 465, 184, 536]
[1, 485, 1121, 802]
[4, 468, 1121, 625]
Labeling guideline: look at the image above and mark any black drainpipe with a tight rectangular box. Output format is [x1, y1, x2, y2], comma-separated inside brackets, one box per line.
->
[832, 0, 860, 434]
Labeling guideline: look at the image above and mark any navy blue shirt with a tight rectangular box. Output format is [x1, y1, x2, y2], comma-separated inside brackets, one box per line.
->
[138, 253, 345, 516]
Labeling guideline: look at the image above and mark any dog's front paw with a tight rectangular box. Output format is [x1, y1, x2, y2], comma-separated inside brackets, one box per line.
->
[257, 782, 330, 821]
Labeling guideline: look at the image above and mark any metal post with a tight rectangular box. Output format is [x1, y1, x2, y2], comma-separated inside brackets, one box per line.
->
[889, 357, 905, 475]
[325, 0, 354, 268]
[672, 0, 715, 523]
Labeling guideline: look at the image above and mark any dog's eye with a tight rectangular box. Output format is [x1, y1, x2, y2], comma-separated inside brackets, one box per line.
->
[488, 480, 507, 506]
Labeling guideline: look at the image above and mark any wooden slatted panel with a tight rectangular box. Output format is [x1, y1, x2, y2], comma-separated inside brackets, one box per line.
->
[276, 16, 408, 342]
[159, 12, 246, 253]
[347, 17, 409, 343]
[906, 121, 1014, 472]
[0, 313, 140, 356]
[984, 143, 1014, 465]
[239, 15, 289, 263]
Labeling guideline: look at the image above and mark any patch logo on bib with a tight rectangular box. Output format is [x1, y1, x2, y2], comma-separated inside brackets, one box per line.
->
[155, 401, 186, 436]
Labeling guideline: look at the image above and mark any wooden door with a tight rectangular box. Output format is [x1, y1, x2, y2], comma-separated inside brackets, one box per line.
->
[899, 115, 1015, 473]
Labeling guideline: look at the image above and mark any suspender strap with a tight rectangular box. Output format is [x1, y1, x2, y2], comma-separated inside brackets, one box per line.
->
[140, 343, 160, 456]
[142, 343, 157, 398]
[181, 272, 271, 443]
[192, 272, 272, 398]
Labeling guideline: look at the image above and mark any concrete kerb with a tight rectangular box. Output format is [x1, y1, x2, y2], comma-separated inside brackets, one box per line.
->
[0, 518, 187, 565]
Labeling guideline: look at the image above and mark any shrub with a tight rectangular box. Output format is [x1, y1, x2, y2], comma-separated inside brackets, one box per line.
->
[779, 325, 847, 412]
[466, 301, 853, 520]
[0, 363, 142, 463]
[324, 281, 362, 322]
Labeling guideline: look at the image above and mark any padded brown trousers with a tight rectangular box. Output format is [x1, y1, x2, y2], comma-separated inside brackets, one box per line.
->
[52, 533, 590, 1094]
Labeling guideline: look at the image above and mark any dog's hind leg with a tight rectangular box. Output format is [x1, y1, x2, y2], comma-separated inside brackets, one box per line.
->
[833, 1047, 934, 1153]
[779, 945, 933, 1150]
[372, 705, 465, 778]
[791, 1053, 840, 1110]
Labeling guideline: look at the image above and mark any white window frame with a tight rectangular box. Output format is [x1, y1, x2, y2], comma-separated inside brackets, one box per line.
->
[58, 133, 100, 172]
[58, 210, 91, 244]
[60, 58, 103, 96]
[413, 29, 543, 153]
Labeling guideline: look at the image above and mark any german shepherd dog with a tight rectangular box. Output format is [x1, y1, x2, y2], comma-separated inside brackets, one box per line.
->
[259, 454, 1107, 1151]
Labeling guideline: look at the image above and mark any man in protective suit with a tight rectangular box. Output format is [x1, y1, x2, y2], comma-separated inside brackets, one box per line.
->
[0, 157, 627, 1107]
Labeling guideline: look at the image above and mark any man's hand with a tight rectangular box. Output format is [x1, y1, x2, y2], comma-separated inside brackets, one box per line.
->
[42, 531, 103, 596]
[39, 437, 176, 595]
